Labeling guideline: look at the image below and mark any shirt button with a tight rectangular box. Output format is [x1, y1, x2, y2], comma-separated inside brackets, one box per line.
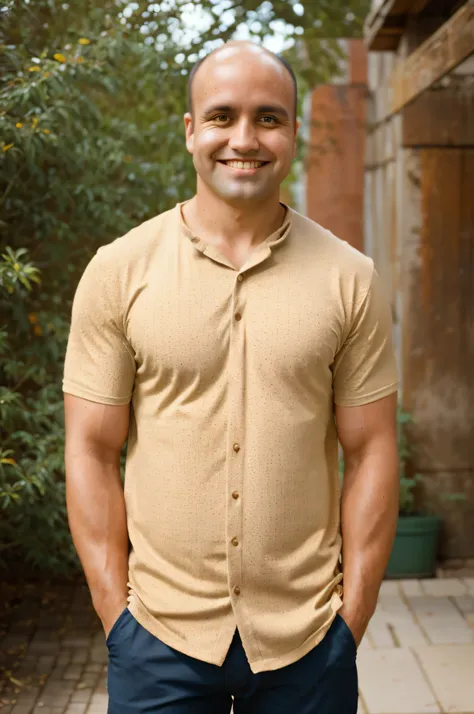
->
[237, 275, 244, 282]
[231, 537, 239, 547]
[233, 443, 240, 453]
[235, 312, 242, 321]
[234, 586, 241, 596]
[232, 491, 240, 499]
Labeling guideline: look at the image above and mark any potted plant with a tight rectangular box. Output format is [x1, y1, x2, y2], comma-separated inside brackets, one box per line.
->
[384, 407, 442, 578]
[339, 406, 464, 579]
[387, 407, 468, 578]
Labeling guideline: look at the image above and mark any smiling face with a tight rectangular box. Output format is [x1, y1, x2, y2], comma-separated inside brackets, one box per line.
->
[184, 44, 299, 206]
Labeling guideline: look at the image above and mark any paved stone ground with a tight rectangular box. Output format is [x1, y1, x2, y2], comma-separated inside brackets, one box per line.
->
[1, 576, 474, 713]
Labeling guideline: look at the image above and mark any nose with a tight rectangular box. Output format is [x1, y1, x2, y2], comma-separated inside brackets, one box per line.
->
[228, 118, 259, 154]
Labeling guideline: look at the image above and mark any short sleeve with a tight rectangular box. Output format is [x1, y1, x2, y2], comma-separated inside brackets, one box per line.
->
[332, 267, 398, 406]
[62, 251, 136, 405]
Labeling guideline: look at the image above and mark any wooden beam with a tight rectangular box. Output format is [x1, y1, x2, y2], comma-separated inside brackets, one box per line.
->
[402, 83, 474, 147]
[364, 0, 410, 51]
[390, 1, 474, 113]
[410, 0, 433, 14]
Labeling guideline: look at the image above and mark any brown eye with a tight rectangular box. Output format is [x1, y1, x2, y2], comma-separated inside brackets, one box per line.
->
[262, 116, 277, 125]
[214, 115, 229, 123]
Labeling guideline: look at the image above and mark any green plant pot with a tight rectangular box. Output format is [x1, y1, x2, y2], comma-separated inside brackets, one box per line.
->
[385, 515, 442, 579]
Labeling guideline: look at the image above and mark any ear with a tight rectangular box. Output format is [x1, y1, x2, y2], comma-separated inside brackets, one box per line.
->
[184, 113, 194, 154]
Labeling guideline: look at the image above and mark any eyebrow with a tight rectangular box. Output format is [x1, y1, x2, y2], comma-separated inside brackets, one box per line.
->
[201, 104, 290, 120]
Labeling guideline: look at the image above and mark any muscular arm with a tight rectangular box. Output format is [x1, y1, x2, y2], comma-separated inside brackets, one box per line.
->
[335, 392, 399, 645]
[64, 393, 130, 635]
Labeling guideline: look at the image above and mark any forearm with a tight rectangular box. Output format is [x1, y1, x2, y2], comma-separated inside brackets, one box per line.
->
[340, 445, 399, 627]
[65, 449, 129, 619]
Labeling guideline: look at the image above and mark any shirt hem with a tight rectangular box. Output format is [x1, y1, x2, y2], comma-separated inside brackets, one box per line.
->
[334, 381, 398, 407]
[127, 596, 236, 668]
[247, 594, 343, 674]
[62, 381, 132, 406]
[128, 592, 344, 675]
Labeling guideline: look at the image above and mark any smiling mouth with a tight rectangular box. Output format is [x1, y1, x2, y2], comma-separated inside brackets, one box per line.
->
[218, 160, 269, 170]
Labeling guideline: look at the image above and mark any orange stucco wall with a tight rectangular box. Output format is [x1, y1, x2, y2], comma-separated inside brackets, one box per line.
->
[305, 40, 367, 253]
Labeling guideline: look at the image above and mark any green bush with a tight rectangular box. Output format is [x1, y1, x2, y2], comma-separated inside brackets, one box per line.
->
[1, 0, 368, 575]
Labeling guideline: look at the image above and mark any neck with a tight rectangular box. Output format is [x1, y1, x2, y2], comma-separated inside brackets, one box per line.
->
[184, 181, 286, 248]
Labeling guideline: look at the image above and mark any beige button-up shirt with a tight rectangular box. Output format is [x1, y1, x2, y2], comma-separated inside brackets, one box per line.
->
[63, 202, 398, 673]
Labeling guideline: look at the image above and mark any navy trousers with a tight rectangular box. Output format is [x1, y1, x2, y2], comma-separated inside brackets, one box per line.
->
[107, 609, 358, 713]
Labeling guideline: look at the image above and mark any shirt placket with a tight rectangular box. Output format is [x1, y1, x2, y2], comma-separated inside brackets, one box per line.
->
[225, 248, 274, 657]
[226, 269, 246, 607]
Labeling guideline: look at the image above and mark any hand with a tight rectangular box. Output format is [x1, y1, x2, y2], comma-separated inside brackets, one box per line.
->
[338, 605, 370, 648]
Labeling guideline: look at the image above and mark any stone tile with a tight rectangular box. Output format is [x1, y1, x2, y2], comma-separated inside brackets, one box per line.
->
[399, 579, 424, 597]
[36, 694, 70, 707]
[414, 644, 474, 713]
[464, 578, 474, 596]
[453, 594, 474, 616]
[83, 665, 102, 674]
[71, 650, 88, 665]
[62, 638, 90, 649]
[12, 687, 41, 701]
[56, 653, 71, 667]
[357, 696, 368, 713]
[65, 705, 87, 714]
[0, 705, 14, 714]
[376, 593, 427, 647]
[91, 682, 106, 696]
[90, 634, 104, 649]
[408, 595, 473, 644]
[63, 666, 83, 681]
[39, 681, 68, 697]
[2, 634, 30, 649]
[366, 612, 396, 648]
[89, 646, 107, 666]
[357, 634, 373, 652]
[358, 648, 440, 713]
[86, 692, 108, 713]
[28, 641, 60, 657]
[16, 657, 40, 677]
[378, 581, 400, 597]
[77, 674, 99, 689]
[47, 667, 67, 682]
[421, 578, 467, 597]
[70, 689, 92, 703]
[36, 656, 56, 675]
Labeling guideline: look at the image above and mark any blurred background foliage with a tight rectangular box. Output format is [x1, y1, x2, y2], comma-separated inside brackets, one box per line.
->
[0, 0, 369, 575]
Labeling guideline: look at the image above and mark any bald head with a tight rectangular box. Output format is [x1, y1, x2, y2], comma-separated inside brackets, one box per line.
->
[187, 41, 298, 123]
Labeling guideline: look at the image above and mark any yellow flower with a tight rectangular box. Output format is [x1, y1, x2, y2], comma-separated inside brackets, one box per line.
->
[28, 66, 41, 72]
[53, 53, 67, 63]
[1, 458, 16, 466]
[16, 122, 23, 128]
[28, 313, 38, 324]
[34, 325, 43, 337]
[44, 72, 51, 78]
[7, 286, 14, 294]
[32, 117, 39, 127]
[42, 129, 51, 135]
[2, 143, 14, 152]
[78, 38, 91, 45]
[76, 57, 85, 63]
[13, 263, 20, 271]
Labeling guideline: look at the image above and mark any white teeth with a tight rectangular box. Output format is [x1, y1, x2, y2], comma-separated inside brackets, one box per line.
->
[224, 160, 264, 170]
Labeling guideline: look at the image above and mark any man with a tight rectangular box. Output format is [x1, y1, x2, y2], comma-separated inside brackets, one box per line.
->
[63, 41, 399, 714]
